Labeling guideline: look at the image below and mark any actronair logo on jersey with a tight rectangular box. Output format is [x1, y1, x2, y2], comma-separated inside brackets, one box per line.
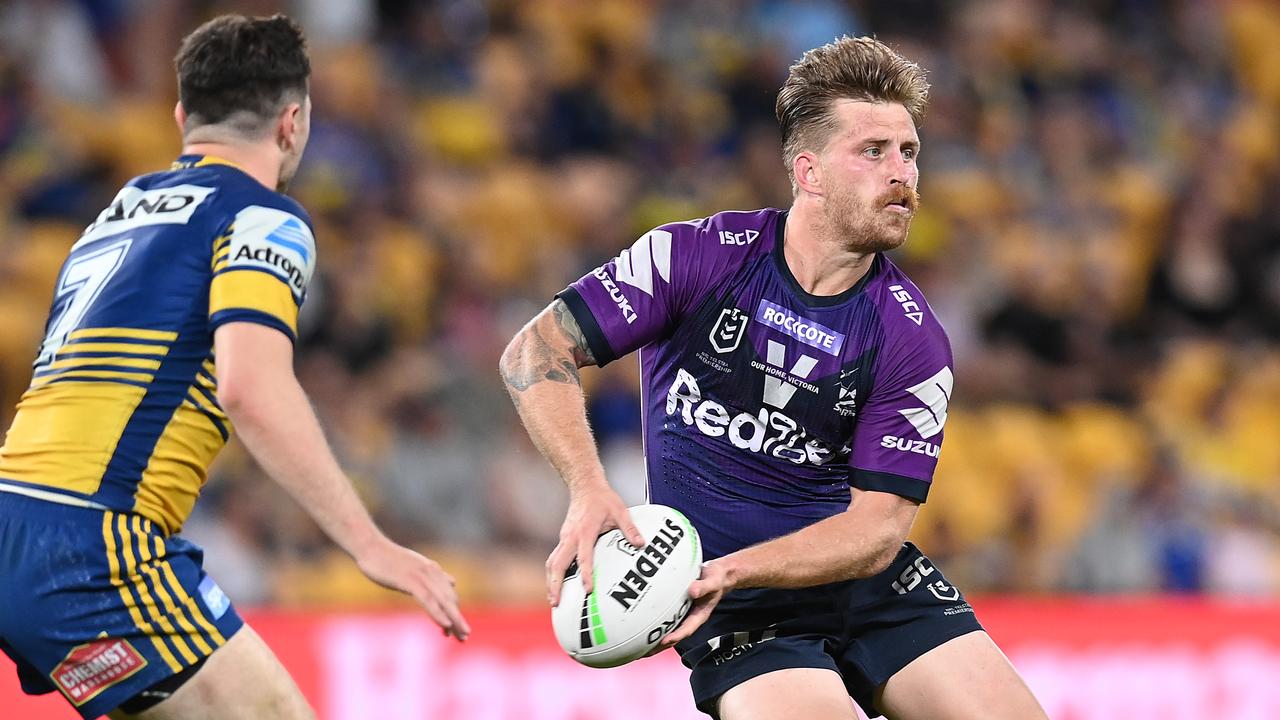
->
[754, 300, 845, 355]
[234, 243, 307, 292]
[228, 206, 316, 300]
[666, 368, 838, 466]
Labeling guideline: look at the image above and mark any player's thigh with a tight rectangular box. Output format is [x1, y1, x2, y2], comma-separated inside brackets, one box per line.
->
[108, 625, 314, 720]
[874, 630, 1047, 720]
[718, 668, 860, 720]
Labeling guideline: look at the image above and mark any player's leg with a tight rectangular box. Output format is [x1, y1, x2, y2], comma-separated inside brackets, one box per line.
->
[675, 585, 855, 720]
[107, 625, 314, 720]
[873, 630, 1047, 720]
[717, 667, 859, 720]
[835, 543, 1048, 720]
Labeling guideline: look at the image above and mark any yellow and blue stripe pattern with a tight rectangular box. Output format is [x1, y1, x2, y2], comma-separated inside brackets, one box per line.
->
[0, 490, 246, 718]
[102, 512, 228, 674]
[0, 154, 316, 534]
[33, 327, 175, 389]
[211, 229, 233, 274]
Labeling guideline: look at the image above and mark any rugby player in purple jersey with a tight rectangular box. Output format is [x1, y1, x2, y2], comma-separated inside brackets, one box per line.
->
[500, 36, 1047, 720]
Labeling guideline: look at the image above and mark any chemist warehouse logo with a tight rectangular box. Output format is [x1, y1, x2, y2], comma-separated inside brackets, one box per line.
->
[51, 638, 147, 706]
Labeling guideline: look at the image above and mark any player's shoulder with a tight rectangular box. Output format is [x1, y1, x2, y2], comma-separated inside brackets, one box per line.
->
[658, 207, 780, 252]
[649, 207, 780, 285]
[148, 157, 314, 228]
[224, 181, 313, 230]
[162, 162, 317, 259]
[865, 255, 952, 365]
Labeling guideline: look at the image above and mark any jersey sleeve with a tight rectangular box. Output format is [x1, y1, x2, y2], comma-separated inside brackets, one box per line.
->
[848, 327, 954, 503]
[208, 204, 317, 343]
[556, 222, 704, 366]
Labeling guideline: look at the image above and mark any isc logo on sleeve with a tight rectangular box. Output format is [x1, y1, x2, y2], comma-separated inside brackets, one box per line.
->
[888, 284, 924, 326]
[718, 229, 758, 246]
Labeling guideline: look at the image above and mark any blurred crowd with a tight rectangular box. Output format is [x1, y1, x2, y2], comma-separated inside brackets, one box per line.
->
[1, 0, 1278, 605]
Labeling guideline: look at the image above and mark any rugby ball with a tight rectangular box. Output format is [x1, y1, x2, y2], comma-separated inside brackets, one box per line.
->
[551, 504, 703, 668]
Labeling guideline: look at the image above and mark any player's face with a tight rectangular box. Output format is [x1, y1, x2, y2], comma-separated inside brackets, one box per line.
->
[277, 95, 312, 193]
[817, 100, 920, 253]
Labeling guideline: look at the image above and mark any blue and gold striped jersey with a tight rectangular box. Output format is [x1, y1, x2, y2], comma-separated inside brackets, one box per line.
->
[0, 155, 317, 534]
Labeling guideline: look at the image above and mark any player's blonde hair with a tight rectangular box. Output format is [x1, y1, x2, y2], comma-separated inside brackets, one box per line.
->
[776, 36, 930, 194]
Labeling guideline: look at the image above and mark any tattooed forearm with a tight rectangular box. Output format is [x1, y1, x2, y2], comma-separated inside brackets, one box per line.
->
[500, 330, 579, 392]
[500, 300, 596, 394]
[552, 300, 595, 367]
[500, 300, 608, 490]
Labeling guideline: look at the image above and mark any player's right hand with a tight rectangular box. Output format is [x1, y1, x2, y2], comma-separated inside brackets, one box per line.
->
[356, 539, 471, 641]
[546, 484, 645, 607]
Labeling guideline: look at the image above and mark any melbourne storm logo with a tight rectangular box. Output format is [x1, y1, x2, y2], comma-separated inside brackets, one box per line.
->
[835, 368, 859, 417]
[709, 307, 748, 353]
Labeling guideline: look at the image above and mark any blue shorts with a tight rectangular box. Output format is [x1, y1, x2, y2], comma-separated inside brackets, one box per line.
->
[0, 492, 243, 719]
[675, 542, 983, 718]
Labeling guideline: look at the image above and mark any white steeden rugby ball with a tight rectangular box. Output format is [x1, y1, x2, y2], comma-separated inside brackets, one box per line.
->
[551, 504, 703, 668]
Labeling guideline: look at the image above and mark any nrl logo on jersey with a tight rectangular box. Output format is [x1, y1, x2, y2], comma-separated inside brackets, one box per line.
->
[709, 307, 748, 353]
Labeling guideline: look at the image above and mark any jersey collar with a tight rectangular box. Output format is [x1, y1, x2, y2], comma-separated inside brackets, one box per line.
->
[772, 210, 882, 309]
[171, 154, 246, 172]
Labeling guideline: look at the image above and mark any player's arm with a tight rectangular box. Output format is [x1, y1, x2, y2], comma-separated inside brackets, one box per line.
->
[499, 299, 645, 605]
[215, 322, 469, 640]
[661, 495, 918, 650]
[722, 488, 917, 587]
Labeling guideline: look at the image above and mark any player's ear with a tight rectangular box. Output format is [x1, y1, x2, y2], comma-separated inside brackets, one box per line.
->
[793, 150, 823, 196]
[174, 102, 187, 135]
[277, 102, 302, 152]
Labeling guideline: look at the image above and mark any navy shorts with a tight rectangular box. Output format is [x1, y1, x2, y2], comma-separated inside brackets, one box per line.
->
[0, 492, 243, 719]
[675, 542, 983, 718]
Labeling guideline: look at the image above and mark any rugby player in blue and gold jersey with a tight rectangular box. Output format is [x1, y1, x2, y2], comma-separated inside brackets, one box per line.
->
[502, 37, 1047, 720]
[0, 14, 468, 719]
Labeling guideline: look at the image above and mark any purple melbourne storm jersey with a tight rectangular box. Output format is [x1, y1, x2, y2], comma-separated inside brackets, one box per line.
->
[559, 209, 953, 560]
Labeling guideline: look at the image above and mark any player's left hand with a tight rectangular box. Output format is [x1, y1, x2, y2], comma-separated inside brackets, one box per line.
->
[658, 560, 732, 650]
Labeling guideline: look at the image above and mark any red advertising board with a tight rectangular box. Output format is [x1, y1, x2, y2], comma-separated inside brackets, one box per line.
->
[5, 598, 1280, 719]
